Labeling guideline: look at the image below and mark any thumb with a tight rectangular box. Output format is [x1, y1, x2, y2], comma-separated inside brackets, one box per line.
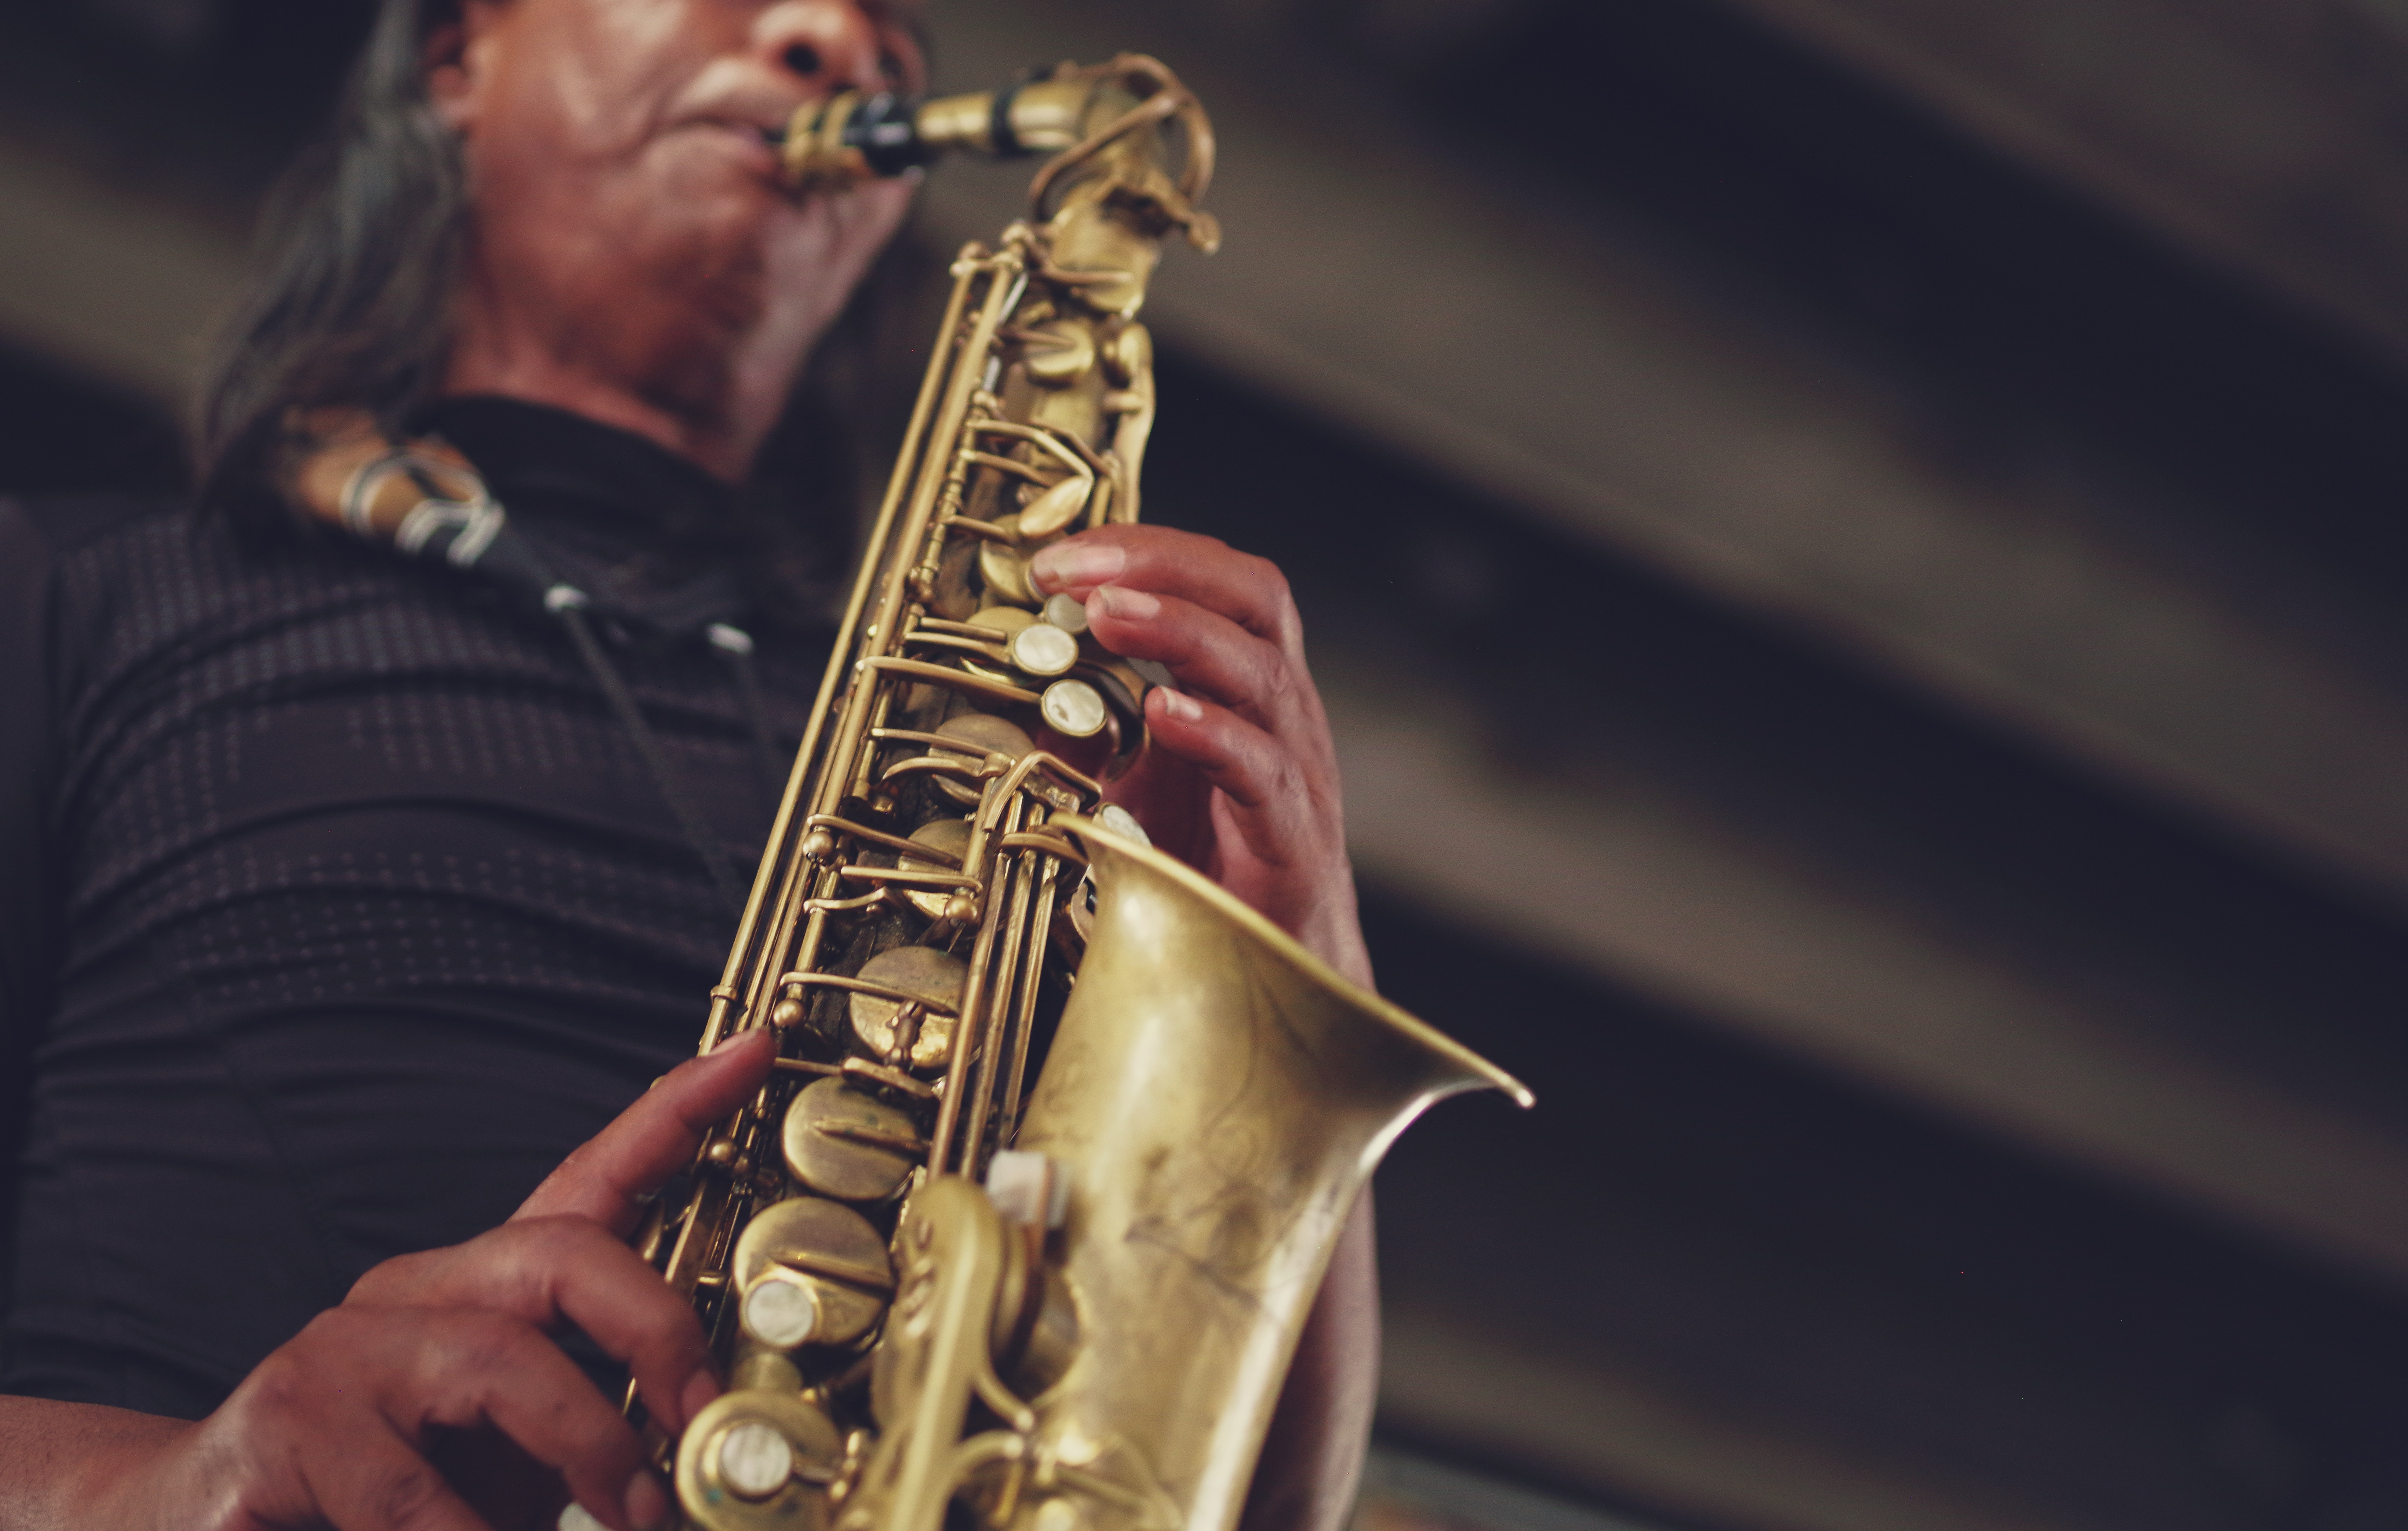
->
[516, 1027, 776, 1234]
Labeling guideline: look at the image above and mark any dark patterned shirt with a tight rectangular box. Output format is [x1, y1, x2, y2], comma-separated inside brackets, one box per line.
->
[0, 399, 827, 1417]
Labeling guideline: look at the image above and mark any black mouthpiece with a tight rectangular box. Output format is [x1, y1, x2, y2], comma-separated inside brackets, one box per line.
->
[846, 91, 933, 176]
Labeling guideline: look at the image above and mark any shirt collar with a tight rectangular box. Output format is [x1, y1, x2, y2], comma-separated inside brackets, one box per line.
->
[407, 394, 755, 638]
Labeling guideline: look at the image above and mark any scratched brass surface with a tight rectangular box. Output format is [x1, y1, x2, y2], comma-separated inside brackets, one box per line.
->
[1005, 820, 1530, 1531]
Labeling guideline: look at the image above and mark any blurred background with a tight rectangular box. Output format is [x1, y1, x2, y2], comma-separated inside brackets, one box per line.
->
[12, 0, 2408, 1527]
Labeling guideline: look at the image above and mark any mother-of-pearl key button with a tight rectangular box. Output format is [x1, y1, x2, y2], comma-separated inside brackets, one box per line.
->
[1041, 678, 1107, 737]
[719, 1421, 795, 1501]
[1095, 802, 1150, 847]
[1009, 622, 1081, 677]
[741, 1274, 821, 1349]
[1042, 592, 1090, 634]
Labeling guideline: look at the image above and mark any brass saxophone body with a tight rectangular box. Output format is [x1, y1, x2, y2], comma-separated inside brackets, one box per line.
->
[642, 58, 1530, 1531]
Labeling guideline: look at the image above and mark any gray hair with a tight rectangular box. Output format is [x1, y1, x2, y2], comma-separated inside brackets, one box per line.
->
[194, 0, 896, 617]
[197, 0, 468, 522]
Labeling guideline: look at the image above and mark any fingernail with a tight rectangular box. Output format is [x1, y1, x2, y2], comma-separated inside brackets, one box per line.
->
[624, 1468, 672, 1531]
[709, 1028, 757, 1055]
[1092, 585, 1159, 622]
[1157, 689, 1203, 723]
[1030, 541, 1125, 591]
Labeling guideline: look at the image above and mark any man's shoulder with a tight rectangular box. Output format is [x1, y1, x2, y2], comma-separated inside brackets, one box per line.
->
[0, 493, 332, 694]
[0, 492, 339, 625]
[0, 494, 192, 659]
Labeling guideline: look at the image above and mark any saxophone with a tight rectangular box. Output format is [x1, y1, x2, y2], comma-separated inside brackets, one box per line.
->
[636, 58, 1532, 1531]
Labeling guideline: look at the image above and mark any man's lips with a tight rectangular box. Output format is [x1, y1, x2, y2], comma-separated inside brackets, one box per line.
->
[691, 112, 790, 141]
[675, 116, 790, 180]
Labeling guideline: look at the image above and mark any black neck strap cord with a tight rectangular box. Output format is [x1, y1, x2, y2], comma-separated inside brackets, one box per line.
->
[546, 585, 748, 920]
[303, 430, 779, 923]
[706, 622, 790, 810]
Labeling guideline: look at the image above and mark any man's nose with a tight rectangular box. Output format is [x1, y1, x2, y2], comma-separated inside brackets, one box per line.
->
[755, 1, 888, 95]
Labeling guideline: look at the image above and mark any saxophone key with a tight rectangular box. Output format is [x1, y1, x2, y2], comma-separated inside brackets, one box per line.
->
[732, 1195, 897, 1349]
[741, 1273, 821, 1349]
[984, 1149, 1066, 1229]
[929, 712, 1035, 806]
[898, 818, 973, 918]
[1040, 678, 1107, 738]
[978, 517, 1038, 607]
[784, 1077, 922, 1202]
[966, 604, 1036, 639]
[1008, 621, 1080, 678]
[1041, 592, 1089, 634]
[848, 946, 969, 1068]
[675, 1380, 844, 1531]
[1085, 804, 1146, 847]
[719, 1420, 797, 1498]
[1016, 471, 1093, 539]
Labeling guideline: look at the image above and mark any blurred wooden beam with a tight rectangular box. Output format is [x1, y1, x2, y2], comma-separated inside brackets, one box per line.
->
[0, 137, 243, 404]
[1382, 1306, 2076, 1531]
[1720, 0, 2408, 369]
[922, 0, 2408, 911]
[1360, 839, 2408, 1530]
[1359, 1444, 1673, 1531]
[1317, 651, 2408, 1292]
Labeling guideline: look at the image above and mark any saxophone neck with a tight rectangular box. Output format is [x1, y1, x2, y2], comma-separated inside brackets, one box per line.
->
[780, 55, 1220, 260]
[780, 79, 1091, 178]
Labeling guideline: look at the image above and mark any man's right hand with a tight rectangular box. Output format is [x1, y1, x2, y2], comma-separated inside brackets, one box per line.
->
[0, 1027, 776, 1531]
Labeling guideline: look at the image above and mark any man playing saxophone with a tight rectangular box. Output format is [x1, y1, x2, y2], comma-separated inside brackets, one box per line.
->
[0, 1, 1378, 1527]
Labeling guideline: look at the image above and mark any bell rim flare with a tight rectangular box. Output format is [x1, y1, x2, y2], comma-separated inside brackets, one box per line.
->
[1053, 811, 1535, 1111]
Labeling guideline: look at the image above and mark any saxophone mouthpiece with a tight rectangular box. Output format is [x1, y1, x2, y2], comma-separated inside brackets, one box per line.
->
[779, 63, 1155, 192]
[778, 59, 1219, 259]
[780, 87, 965, 190]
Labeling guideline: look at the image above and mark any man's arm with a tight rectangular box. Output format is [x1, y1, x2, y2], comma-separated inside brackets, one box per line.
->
[0, 1029, 777, 1531]
[0, 1400, 186, 1531]
[0, 499, 172, 1531]
[1244, 1194, 1379, 1531]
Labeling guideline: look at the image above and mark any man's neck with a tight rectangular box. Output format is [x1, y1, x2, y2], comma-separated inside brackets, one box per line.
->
[436, 359, 754, 484]
[439, 276, 782, 484]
